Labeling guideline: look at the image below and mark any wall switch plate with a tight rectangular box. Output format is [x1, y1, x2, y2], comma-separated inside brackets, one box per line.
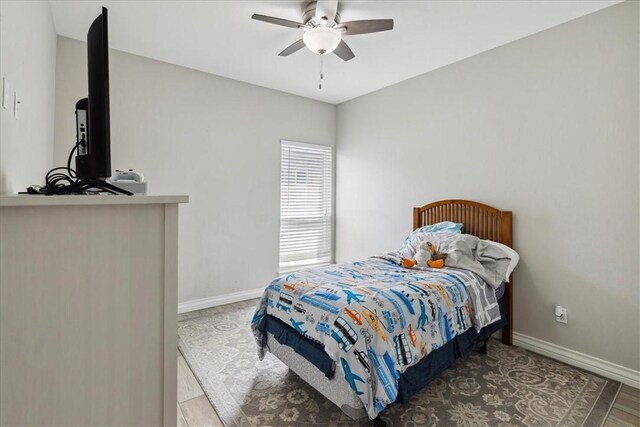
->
[13, 92, 20, 118]
[555, 305, 567, 324]
[1, 78, 8, 109]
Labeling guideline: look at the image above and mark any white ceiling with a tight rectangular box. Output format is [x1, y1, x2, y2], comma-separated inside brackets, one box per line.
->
[49, 0, 621, 104]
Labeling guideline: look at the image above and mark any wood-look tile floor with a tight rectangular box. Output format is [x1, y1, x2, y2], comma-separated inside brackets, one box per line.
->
[177, 352, 222, 427]
[605, 384, 640, 427]
[177, 347, 639, 426]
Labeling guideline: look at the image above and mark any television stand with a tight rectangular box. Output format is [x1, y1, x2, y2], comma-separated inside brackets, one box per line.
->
[47, 178, 133, 196]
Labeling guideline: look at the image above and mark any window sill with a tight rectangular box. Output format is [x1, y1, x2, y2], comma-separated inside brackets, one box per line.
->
[278, 262, 331, 275]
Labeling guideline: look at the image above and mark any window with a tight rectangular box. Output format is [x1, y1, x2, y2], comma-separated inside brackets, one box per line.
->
[279, 141, 333, 272]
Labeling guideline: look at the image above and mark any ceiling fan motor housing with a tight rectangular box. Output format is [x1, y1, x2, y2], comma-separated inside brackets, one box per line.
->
[302, 0, 341, 26]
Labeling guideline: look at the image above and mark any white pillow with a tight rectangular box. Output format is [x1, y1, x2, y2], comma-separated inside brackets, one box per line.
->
[484, 240, 519, 282]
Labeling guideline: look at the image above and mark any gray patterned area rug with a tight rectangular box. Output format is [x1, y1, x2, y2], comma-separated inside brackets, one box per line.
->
[178, 299, 620, 426]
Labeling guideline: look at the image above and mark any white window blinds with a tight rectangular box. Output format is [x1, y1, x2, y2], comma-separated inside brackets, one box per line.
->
[279, 141, 333, 272]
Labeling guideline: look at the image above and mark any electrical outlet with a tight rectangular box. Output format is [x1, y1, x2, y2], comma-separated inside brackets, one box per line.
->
[555, 305, 567, 324]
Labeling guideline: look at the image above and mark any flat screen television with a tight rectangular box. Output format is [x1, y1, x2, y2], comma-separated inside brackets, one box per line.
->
[75, 6, 110, 179]
[45, 7, 129, 195]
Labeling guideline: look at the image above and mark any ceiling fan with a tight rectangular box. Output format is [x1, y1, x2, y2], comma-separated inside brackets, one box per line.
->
[251, 0, 394, 62]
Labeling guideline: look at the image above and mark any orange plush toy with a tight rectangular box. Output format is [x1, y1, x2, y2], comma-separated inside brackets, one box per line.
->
[427, 259, 444, 268]
[403, 257, 444, 268]
[426, 242, 447, 268]
[401, 258, 417, 268]
[401, 241, 448, 269]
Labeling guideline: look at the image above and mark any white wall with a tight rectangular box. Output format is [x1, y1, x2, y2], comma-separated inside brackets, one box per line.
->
[336, 1, 639, 371]
[0, 1, 57, 194]
[54, 37, 336, 305]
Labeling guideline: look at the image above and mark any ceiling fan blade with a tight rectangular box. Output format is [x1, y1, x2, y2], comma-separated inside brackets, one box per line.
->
[333, 39, 355, 61]
[278, 39, 306, 56]
[251, 14, 305, 29]
[315, 0, 338, 24]
[339, 19, 394, 35]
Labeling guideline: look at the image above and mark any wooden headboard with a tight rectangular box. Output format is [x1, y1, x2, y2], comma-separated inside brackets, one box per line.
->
[413, 199, 513, 345]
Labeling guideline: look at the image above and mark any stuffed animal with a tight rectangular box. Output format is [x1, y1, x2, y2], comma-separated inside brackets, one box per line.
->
[426, 242, 447, 268]
[401, 241, 448, 269]
[414, 242, 430, 267]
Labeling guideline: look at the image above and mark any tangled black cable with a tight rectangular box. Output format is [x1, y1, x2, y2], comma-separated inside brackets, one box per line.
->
[42, 142, 81, 193]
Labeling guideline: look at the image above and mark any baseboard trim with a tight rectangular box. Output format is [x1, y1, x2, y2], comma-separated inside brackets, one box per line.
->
[513, 332, 640, 389]
[178, 287, 264, 314]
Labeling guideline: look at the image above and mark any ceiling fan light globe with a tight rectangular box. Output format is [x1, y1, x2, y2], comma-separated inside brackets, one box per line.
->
[303, 27, 341, 55]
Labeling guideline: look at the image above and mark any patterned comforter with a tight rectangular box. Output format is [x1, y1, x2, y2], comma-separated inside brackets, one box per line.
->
[251, 255, 501, 419]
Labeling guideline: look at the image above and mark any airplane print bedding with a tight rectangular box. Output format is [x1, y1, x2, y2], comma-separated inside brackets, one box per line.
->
[251, 254, 505, 419]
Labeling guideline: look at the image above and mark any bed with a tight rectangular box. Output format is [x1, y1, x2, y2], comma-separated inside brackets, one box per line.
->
[252, 200, 515, 421]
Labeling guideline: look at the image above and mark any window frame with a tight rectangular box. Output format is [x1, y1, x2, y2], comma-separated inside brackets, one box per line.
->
[278, 140, 335, 274]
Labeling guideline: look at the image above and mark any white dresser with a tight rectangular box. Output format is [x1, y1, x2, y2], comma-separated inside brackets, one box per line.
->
[0, 195, 188, 426]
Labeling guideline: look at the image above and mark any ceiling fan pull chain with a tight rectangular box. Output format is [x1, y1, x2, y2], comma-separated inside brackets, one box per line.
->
[319, 55, 324, 90]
